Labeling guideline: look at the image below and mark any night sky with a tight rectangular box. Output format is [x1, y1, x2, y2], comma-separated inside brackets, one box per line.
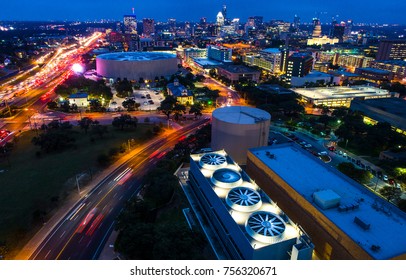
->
[1, 0, 405, 24]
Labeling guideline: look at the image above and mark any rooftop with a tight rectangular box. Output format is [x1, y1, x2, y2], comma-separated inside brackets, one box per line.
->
[212, 106, 271, 125]
[249, 144, 406, 259]
[293, 86, 390, 100]
[97, 52, 176, 62]
[357, 67, 391, 75]
[218, 64, 260, 74]
[68, 92, 88, 99]
[260, 48, 281, 54]
[374, 60, 406, 66]
[350, 98, 406, 130]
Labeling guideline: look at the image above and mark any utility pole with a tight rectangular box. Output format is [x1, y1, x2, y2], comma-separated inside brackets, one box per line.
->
[76, 174, 81, 195]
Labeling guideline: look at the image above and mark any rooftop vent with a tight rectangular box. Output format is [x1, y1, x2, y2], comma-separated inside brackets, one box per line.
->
[199, 153, 227, 170]
[245, 211, 286, 243]
[211, 168, 243, 188]
[226, 187, 262, 212]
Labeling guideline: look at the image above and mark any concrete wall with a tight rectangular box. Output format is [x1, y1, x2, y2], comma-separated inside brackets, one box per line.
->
[96, 57, 178, 81]
[211, 119, 270, 165]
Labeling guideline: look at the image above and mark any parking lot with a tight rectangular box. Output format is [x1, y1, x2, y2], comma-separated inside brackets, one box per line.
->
[108, 88, 165, 111]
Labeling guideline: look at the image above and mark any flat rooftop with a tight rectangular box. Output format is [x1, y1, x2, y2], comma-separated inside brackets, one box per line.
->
[351, 98, 406, 130]
[193, 58, 223, 67]
[213, 106, 271, 125]
[218, 64, 260, 73]
[249, 144, 406, 259]
[293, 86, 390, 100]
[97, 52, 176, 61]
[357, 67, 391, 74]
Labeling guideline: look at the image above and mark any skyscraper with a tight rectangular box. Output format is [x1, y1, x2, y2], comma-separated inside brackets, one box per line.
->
[123, 14, 137, 34]
[142, 18, 155, 37]
[216, 11, 225, 27]
[292, 14, 300, 32]
[222, 4, 227, 20]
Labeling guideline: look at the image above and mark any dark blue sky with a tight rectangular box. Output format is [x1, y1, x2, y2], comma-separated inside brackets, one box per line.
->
[2, 0, 405, 24]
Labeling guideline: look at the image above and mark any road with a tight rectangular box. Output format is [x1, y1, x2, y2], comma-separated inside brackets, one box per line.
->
[25, 117, 209, 260]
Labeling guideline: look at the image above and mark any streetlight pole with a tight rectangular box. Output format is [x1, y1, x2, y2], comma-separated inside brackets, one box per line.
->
[76, 174, 81, 195]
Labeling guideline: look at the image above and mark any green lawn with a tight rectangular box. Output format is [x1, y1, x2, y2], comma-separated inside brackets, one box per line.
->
[0, 124, 151, 256]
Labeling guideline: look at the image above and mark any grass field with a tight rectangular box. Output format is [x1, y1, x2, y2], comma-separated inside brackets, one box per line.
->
[0, 124, 151, 256]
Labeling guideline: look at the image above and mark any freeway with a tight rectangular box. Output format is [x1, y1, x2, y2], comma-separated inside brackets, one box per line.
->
[26, 117, 210, 260]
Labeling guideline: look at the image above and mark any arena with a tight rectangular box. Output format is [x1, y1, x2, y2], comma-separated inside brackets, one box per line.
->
[96, 52, 178, 81]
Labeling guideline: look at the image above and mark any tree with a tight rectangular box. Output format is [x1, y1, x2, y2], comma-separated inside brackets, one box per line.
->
[189, 103, 203, 119]
[122, 99, 137, 111]
[379, 186, 402, 202]
[157, 95, 177, 119]
[337, 162, 373, 184]
[78, 117, 94, 134]
[112, 114, 138, 130]
[173, 103, 186, 121]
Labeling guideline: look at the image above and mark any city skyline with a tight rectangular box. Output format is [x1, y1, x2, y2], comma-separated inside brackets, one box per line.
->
[1, 0, 406, 24]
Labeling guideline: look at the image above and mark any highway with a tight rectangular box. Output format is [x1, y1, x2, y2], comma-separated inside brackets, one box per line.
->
[27, 117, 210, 260]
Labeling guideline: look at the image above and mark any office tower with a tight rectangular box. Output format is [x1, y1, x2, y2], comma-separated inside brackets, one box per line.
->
[331, 22, 345, 42]
[344, 20, 353, 37]
[376, 40, 406, 60]
[292, 14, 300, 32]
[142, 18, 155, 37]
[168, 18, 176, 33]
[216, 11, 225, 26]
[124, 14, 137, 34]
[286, 52, 314, 83]
[222, 4, 227, 20]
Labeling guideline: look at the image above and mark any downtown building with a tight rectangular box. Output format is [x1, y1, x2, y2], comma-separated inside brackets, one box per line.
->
[243, 48, 282, 74]
[246, 144, 406, 259]
[376, 39, 406, 60]
[188, 150, 314, 260]
[285, 52, 314, 84]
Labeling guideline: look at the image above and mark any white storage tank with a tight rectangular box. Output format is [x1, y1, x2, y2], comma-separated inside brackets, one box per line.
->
[211, 106, 271, 164]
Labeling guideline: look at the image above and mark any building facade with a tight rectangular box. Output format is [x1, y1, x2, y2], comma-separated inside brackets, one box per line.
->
[216, 65, 260, 84]
[376, 40, 406, 60]
[286, 53, 314, 84]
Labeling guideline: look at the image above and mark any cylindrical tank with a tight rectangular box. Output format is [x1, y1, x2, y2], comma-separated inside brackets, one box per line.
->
[96, 52, 178, 81]
[211, 106, 271, 164]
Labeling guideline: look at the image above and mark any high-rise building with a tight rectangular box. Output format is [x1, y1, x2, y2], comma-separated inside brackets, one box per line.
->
[376, 40, 406, 60]
[292, 14, 300, 32]
[142, 18, 155, 37]
[123, 14, 137, 34]
[216, 11, 225, 27]
[222, 4, 227, 20]
[168, 18, 176, 33]
[331, 22, 345, 42]
[286, 52, 314, 83]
